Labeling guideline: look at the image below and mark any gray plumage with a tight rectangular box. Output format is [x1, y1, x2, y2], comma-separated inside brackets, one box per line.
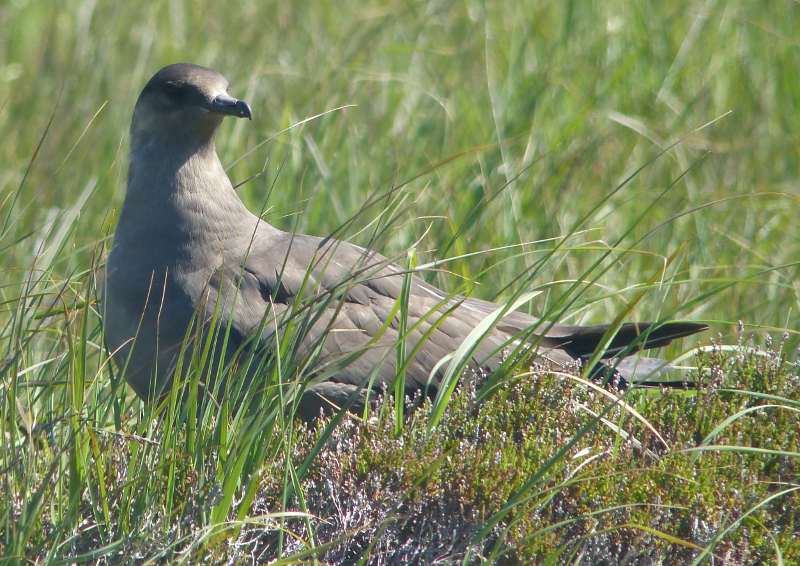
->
[103, 64, 706, 420]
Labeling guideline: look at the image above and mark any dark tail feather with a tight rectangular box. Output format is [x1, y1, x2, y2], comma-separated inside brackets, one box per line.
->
[558, 321, 708, 359]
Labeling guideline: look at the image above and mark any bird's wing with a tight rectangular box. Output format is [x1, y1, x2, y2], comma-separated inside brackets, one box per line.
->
[207, 228, 554, 393]
[207, 225, 706, 395]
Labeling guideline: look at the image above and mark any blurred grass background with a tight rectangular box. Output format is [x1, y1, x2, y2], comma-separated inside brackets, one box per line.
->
[2, 0, 800, 563]
[3, 0, 799, 330]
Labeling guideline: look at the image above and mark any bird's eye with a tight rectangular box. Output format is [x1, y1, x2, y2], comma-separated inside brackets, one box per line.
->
[163, 83, 183, 99]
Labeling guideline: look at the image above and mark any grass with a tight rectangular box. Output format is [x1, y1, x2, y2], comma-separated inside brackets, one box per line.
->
[1, 0, 800, 563]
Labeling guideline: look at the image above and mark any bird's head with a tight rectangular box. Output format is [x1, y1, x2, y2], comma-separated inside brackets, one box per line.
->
[131, 63, 252, 149]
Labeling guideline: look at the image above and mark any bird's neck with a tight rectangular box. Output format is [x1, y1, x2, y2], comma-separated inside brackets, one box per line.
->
[127, 131, 245, 205]
[128, 129, 216, 188]
[120, 130, 256, 246]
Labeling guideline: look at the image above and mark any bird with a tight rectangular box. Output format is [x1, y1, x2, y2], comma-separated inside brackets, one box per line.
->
[102, 63, 707, 421]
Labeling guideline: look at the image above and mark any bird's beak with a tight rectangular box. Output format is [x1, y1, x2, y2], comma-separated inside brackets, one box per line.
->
[208, 93, 252, 120]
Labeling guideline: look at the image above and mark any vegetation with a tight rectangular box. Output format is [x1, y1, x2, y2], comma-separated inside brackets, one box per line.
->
[1, 0, 799, 563]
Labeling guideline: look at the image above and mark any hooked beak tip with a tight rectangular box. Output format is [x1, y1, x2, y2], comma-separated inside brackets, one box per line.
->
[209, 94, 253, 120]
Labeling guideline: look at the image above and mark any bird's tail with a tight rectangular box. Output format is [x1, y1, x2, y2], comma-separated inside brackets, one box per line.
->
[554, 320, 708, 359]
[555, 320, 707, 389]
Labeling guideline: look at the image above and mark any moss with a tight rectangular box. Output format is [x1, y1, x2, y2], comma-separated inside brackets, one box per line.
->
[223, 337, 799, 564]
[5, 339, 798, 565]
